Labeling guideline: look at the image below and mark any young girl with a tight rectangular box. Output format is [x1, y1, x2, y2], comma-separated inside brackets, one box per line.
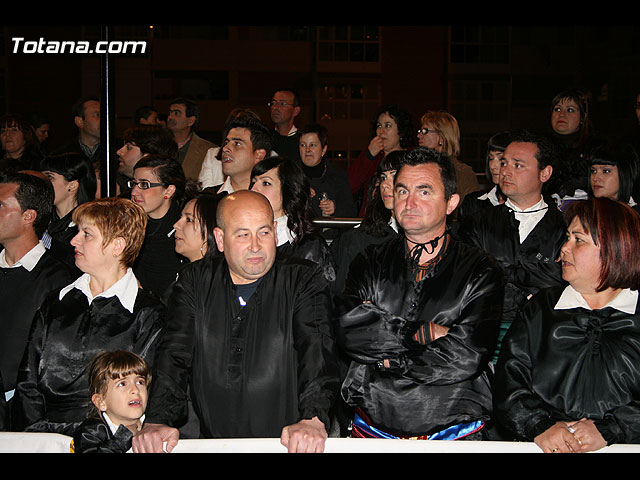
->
[72, 350, 151, 453]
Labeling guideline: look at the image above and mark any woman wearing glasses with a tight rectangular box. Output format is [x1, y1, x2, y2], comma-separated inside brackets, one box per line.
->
[417, 110, 480, 208]
[130, 155, 193, 298]
[14, 197, 164, 435]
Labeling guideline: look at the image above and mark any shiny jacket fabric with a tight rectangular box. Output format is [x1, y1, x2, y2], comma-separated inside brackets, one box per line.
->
[14, 288, 165, 435]
[456, 199, 566, 357]
[144, 255, 341, 438]
[72, 416, 134, 453]
[493, 287, 640, 445]
[277, 231, 337, 284]
[333, 235, 504, 437]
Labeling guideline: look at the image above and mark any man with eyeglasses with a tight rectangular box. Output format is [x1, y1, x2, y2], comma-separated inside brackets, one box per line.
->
[269, 89, 302, 163]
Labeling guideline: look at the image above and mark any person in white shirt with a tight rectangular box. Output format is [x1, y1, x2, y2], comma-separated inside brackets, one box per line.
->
[457, 130, 567, 363]
[494, 197, 640, 453]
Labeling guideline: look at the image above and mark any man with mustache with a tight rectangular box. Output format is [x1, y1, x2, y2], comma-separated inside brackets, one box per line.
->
[334, 147, 503, 442]
[133, 190, 340, 453]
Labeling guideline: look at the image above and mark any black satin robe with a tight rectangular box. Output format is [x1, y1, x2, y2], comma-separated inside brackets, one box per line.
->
[493, 287, 640, 445]
[456, 198, 566, 359]
[277, 231, 337, 284]
[72, 416, 134, 453]
[144, 255, 340, 438]
[13, 288, 165, 435]
[333, 235, 504, 437]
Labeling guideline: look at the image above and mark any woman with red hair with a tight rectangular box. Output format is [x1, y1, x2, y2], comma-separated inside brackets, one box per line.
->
[494, 197, 640, 452]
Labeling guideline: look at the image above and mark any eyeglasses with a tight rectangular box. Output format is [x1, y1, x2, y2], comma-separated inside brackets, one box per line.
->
[268, 100, 294, 108]
[128, 180, 165, 190]
[417, 128, 437, 135]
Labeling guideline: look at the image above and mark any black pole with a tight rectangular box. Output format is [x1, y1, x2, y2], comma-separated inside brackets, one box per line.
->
[100, 26, 116, 198]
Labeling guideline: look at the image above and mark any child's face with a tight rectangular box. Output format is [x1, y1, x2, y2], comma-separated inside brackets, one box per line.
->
[94, 373, 148, 427]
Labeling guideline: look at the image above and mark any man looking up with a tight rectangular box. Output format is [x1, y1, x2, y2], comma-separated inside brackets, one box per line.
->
[217, 117, 273, 194]
[133, 190, 340, 453]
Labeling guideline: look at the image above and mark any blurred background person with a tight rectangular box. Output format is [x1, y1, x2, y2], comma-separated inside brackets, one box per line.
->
[588, 142, 640, 213]
[0, 114, 43, 173]
[299, 123, 356, 222]
[545, 88, 605, 207]
[457, 131, 510, 224]
[348, 104, 414, 216]
[494, 197, 640, 452]
[28, 111, 51, 156]
[417, 110, 479, 209]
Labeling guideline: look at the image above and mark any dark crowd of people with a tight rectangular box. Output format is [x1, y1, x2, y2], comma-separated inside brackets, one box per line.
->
[1, 86, 640, 453]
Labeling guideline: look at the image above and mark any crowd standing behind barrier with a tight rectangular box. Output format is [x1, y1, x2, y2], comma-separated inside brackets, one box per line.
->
[0, 88, 640, 452]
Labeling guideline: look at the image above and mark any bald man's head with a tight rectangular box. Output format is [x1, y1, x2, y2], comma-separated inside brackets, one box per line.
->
[213, 190, 277, 285]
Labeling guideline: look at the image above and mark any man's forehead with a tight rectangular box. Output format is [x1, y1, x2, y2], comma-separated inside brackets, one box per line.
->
[226, 127, 252, 143]
[169, 104, 187, 113]
[0, 182, 19, 201]
[396, 163, 443, 187]
[504, 142, 538, 161]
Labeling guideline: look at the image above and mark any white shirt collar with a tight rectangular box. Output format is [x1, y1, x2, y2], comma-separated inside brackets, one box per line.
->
[0, 241, 47, 272]
[102, 412, 145, 435]
[217, 176, 235, 195]
[275, 215, 295, 246]
[505, 196, 548, 243]
[477, 185, 501, 206]
[555, 284, 638, 314]
[59, 268, 139, 313]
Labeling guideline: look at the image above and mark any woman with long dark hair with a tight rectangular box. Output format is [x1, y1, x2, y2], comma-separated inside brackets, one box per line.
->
[330, 151, 404, 295]
[40, 152, 97, 271]
[250, 155, 336, 283]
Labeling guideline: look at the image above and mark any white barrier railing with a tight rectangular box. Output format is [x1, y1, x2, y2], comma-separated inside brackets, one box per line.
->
[1, 432, 639, 453]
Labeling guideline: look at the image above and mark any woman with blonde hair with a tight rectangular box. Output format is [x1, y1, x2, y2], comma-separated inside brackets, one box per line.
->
[417, 110, 480, 205]
[14, 197, 165, 435]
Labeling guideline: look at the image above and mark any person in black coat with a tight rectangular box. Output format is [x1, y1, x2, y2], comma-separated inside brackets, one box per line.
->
[330, 150, 403, 296]
[494, 197, 640, 452]
[130, 155, 194, 299]
[334, 147, 503, 441]
[13, 197, 164, 435]
[40, 152, 97, 274]
[72, 350, 152, 453]
[250, 155, 337, 284]
[0, 172, 76, 430]
[456, 130, 567, 363]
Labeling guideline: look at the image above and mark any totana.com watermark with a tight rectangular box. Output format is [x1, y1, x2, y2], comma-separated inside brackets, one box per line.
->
[11, 37, 147, 54]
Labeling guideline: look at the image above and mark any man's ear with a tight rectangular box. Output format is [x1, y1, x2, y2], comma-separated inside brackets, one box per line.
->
[539, 165, 553, 184]
[254, 149, 268, 163]
[213, 227, 224, 252]
[446, 193, 460, 216]
[74, 115, 84, 130]
[22, 209, 37, 227]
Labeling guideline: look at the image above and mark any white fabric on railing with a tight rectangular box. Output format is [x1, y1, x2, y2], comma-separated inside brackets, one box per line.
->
[2, 433, 640, 453]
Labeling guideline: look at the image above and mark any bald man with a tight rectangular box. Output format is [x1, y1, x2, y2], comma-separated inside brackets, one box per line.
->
[134, 191, 339, 453]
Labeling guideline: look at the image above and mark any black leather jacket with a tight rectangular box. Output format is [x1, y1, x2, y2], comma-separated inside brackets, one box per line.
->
[333, 235, 504, 437]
